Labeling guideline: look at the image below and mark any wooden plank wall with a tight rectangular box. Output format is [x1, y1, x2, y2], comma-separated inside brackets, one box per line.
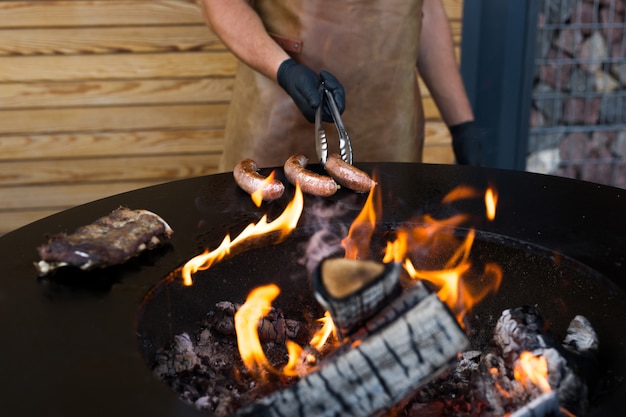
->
[0, 0, 463, 236]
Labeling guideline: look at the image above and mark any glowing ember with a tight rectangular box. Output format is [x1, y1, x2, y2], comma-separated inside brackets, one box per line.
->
[341, 182, 380, 260]
[181, 184, 304, 285]
[485, 187, 498, 221]
[234, 284, 281, 379]
[251, 170, 279, 207]
[514, 351, 551, 393]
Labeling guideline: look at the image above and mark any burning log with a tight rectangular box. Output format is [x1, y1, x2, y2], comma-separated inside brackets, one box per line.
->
[235, 259, 469, 417]
[313, 258, 405, 338]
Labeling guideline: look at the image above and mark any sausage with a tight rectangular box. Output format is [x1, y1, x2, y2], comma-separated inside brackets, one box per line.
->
[324, 153, 376, 193]
[233, 159, 285, 201]
[284, 154, 339, 197]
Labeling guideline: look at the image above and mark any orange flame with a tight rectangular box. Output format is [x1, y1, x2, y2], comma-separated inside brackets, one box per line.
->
[442, 185, 481, 203]
[251, 170, 279, 207]
[382, 187, 503, 324]
[309, 311, 338, 351]
[485, 187, 498, 221]
[234, 284, 281, 380]
[341, 183, 381, 260]
[514, 351, 551, 393]
[234, 287, 335, 379]
[181, 184, 304, 285]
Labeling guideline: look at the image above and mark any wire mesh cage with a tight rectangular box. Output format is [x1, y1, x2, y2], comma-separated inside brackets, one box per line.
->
[527, 0, 626, 188]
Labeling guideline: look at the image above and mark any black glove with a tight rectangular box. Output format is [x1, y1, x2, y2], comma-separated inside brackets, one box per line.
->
[450, 121, 484, 166]
[277, 59, 345, 123]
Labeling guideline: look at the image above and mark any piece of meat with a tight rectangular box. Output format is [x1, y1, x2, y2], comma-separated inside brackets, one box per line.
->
[284, 154, 339, 197]
[35, 207, 174, 275]
[324, 153, 376, 193]
[233, 159, 285, 201]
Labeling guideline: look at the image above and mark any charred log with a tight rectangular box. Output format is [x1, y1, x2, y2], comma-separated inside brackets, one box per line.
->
[313, 258, 404, 339]
[235, 283, 469, 417]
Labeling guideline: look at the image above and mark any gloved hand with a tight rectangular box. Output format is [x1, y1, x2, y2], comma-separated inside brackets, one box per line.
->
[277, 58, 345, 123]
[449, 121, 484, 166]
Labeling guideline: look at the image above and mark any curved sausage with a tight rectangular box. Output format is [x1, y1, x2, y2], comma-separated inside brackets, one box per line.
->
[284, 154, 339, 197]
[233, 159, 285, 201]
[324, 153, 376, 193]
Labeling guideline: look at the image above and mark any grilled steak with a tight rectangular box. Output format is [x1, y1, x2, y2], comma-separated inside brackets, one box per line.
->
[35, 207, 173, 275]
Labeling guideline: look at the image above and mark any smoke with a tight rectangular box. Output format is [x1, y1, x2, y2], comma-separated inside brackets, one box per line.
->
[298, 197, 360, 274]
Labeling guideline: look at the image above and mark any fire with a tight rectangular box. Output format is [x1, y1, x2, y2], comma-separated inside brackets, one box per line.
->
[341, 182, 381, 260]
[309, 311, 337, 351]
[381, 185, 503, 324]
[251, 170, 279, 207]
[235, 286, 337, 379]
[485, 187, 498, 220]
[179, 179, 504, 386]
[514, 351, 551, 393]
[181, 184, 304, 285]
[234, 284, 280, 379]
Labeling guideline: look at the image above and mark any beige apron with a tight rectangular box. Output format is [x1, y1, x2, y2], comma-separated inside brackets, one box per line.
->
[219, 0, 425, 172]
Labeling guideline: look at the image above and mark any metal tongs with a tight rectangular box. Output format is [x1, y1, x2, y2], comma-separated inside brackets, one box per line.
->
[315, 85, 353, 165]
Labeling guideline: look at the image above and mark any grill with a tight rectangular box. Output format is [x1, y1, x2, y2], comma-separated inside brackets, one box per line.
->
[1, 163, 625, 416]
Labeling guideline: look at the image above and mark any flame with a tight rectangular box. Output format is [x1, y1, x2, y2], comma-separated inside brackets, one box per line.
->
[234, 284, 281, 380]
[181, 184, 304, 285]
[442, 185, 481, 203]
[485, 187, 498, 220]
[309, 311, 337, 351]
[251, 170, 278, 207]
[514, 351, 551, 393]
[341, 182, 381, 260]
[383, 189, 503, 324]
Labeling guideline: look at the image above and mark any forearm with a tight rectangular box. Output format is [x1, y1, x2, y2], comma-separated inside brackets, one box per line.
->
[417, 0, 473, 126]
[200, 0, 289, 80]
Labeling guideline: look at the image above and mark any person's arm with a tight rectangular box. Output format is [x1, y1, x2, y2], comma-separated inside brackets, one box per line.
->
[417, 0, 473, 126]
[200, 0, 345, 122]
[200, 0, 289, 81]
[417, 0, 482, 165]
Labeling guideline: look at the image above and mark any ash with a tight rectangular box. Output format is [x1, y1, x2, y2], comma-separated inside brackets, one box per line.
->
[152, 304, 598, 417]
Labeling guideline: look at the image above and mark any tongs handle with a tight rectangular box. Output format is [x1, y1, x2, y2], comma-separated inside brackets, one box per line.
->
[323, 88, 353, 165]
[315, 85, 353, 166]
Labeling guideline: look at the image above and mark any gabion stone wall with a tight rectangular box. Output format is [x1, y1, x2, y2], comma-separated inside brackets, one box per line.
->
[528, 0, 626, 188]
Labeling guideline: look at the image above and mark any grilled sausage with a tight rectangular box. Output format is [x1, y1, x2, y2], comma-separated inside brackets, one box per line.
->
[284, 154, 339, 197]
[324, 153, 376, 193]
[233, 159, 285, 201]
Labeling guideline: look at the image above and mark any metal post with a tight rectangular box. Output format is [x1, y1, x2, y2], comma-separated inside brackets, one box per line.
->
[460, 0, 540, 170]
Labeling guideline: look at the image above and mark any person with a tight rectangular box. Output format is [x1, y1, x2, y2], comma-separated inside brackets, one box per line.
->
[200, 0, 483, 172]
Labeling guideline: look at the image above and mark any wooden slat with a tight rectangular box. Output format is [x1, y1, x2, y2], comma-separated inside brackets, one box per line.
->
[1, 209, 62, 236]
[1, 21, 457, 57]
[0, 0, 204, 28]
[0, 78, 233, 109]
[443, 0, 464, 21]
[0, 25, 224, 56]
[0, 103, 228, 135]
[423, 121, 454, 164]
[0, 153, 221, 186]
[0, 51, 237, 82]
[0, 130, 224, 161]
[0, 0, 459, 29]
